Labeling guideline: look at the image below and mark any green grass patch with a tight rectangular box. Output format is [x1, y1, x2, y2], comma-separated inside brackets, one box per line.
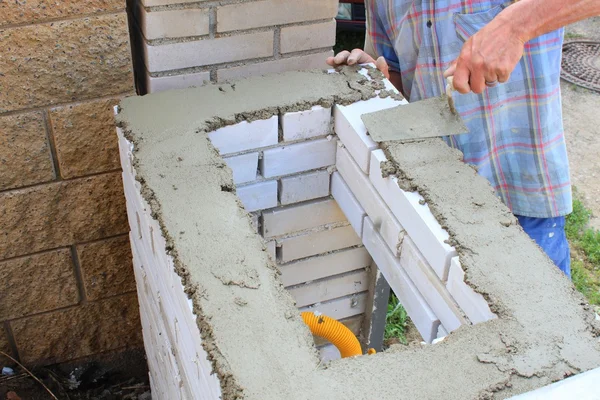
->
[565, 32, 586, 40]
[384, 293, 408, 344]
[566, 196, 600, 306]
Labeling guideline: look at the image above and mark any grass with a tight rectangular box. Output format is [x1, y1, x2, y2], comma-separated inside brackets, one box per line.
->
[384, 293, 409, 345]
[565, 32, 586, 40]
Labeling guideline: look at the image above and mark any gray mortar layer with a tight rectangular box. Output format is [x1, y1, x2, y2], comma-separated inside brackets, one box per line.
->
[116, 67, 600, 400]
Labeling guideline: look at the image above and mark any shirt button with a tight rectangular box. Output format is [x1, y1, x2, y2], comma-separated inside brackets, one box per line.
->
[427, 20, 432, 28]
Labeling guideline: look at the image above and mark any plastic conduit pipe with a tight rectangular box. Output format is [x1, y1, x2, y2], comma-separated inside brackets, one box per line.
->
[301, 311, 375, 358]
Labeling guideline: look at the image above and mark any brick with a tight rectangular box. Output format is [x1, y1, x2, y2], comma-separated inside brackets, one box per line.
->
[281, 105, 332, 142]
[333, 96, 402, 173]
[300, 291, 368, 321]
[12, 293, 142, 365]
[287, 269, 369, 307]
[280, 19, 336, 53]
[262, 198, 346, 238]
[139, 6, 209, 40]
[0, 249, 78, 321]
[147, 71, 210, 93]
[0, 172, 129, 260]
[362, 217, 440, 343]
[217, 0, 338, 32]
[145, 31, 274, 73]
[77, 235, 136, 301]
[313, 315, 363, 347]
[0, 14, 133, 113]
[446, 257, 497, 325]
[331, 172, 366, 238]
[0, 111, 54, 191]
[400, 237, 467, 332]
[208, 116, 278, 156]
[0, 0, 124, 27]
[279, 225, 361, 262]
[336, 146, 404, 256]
[217, 51, 333, 82]
[223, 152, 259, 185]
[261, 137, 337, 178]
[279, 247, 372, 287]
[237, 180, 278, 212]
[50, 98, 122, 179]
[369, 149, 456, 280]
[280, 170, 330, 205]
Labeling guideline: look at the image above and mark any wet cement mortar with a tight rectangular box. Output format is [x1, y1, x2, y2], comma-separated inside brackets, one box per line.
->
[116, 67, 600, 399]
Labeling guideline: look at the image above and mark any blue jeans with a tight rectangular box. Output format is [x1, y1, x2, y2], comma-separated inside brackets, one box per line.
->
[516, 216, 571, 279]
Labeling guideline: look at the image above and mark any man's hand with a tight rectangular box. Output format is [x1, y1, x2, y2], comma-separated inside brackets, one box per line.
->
[326, 49, 391, 80]
[444, 14, 526, 94]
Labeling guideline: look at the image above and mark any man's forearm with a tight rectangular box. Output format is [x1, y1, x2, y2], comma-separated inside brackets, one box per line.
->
[503, 0, 600, 43]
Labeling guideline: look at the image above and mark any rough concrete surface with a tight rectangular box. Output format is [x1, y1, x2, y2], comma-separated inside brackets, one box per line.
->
[117, 67, 600, 399]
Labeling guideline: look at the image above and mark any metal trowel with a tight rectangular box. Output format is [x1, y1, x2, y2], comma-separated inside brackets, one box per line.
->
[361, 76, 469, 142]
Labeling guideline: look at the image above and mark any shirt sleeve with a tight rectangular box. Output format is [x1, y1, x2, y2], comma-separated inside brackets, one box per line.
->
[364, 0, 401, 72]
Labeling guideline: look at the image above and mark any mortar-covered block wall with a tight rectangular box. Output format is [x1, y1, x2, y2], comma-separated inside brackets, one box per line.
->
[115, 68, 600, 399]
[0, 1, 143, 367]
[129, 0, 338, 93]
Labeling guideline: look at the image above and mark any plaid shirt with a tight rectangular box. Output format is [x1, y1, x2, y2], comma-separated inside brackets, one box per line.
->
[365, 0, 572, 218]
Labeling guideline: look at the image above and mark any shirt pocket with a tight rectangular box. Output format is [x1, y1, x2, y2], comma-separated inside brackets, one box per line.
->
[453, 4, 506, 42]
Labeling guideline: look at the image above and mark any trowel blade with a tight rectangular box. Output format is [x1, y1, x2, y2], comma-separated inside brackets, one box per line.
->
[361, 95, 468, 142]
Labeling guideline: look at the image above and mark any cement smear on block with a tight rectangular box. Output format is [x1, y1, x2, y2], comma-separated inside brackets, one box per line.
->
[116, 68, 600, 399]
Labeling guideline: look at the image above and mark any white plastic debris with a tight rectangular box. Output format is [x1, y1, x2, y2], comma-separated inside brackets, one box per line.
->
[2, 367, 15, 376]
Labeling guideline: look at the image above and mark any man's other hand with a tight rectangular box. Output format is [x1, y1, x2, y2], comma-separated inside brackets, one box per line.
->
[326, 49, 390, 80]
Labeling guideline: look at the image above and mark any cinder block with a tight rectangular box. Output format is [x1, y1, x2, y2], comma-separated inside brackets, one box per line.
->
[280, 19, 336, 53]
[262, 198, 346, 238]
[399, 237, 467, 332]
[144, 31, 274, 72]
[216, 0, 338, 32]
[278, 225, 361, 263]
[281, 105, 332, 142]
[331, 172, 366, 238]
[223, 152, 259, 184]
[208, 116, 278, 156]
[334, 96, 402, 173]
[447, 257, 497, 324]
[138, 6, 210, 40]
[300, 291, 368, 321]
[362, 217, 440, 343]
[236, 180, 278, 212]
[278, 247, 372, 287]
[369, 149, 456, 280]
[279, 170, 330, 205]
[217, 51, 332, 82]
[287, 269, 369, 308]
[261, 137, 337, 178]
[146, 71, 210, 93]
[336, 146, 404, 256]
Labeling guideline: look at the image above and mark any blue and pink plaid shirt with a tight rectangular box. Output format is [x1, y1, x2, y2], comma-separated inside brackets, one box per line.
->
[365, 0, 572, 218]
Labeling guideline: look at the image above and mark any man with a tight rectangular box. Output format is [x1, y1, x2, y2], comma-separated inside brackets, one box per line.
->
[328, 0, 600, 278]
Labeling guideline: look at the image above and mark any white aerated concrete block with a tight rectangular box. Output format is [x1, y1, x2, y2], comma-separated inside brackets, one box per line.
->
[279, 170, 330, 205]
[437, 325, 449, 339]
[224, 152, 259, 184]
[266, 241, 277, 262]
[261, 137, 337, 178]
[208, 116, 278, 155]
[334, 96, 402, 173]
[331, 172, 366, 238]
[281, 105, 332, 142]
[262, 198, 346, 238]
[278, 247, 372, 287]
[237, 180, 278, 212]
[447, 257, 497, 324]
[336, 146, 404, 256]
[370, 149, 456, 281]
[278, 225, 362, 263]
[287, 269, 369, 308]
[318, 344, 341, 362]
[362, 217, 440, 343]
[300, 292, 368, 320]
[400, 237, 467, 332]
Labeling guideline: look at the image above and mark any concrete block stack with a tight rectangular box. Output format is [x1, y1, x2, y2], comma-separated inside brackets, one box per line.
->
[130, 0, 338, 93]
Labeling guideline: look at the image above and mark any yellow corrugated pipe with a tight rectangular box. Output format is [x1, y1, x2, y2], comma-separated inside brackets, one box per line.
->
[301, 311, 375, 358]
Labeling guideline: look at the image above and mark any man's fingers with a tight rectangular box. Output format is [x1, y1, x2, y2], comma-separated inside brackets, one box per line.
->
[347, 48, 365, 65]
[376, 56, 390, 79]
[333, 50, 351, 65]
[453, 61, 471, 94]
[325, 56, 336, 67]
[443, 61, 457, 78]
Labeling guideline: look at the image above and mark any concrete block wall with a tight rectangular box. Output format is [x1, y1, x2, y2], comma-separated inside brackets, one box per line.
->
[129, 0, 338, 93]
[0, 1, 142, 367]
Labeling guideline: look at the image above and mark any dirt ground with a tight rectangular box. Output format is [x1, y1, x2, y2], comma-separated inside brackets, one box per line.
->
[562, 18, 600, 229]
